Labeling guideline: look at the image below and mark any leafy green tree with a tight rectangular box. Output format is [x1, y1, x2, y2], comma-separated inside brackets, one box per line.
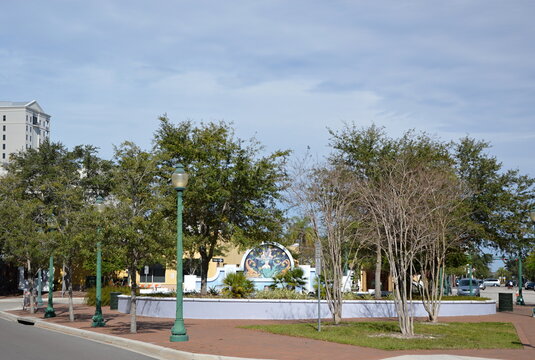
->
[0, 192, 47, 313]
[453, 138, 535, 256]
[106, 142, 172, 333]
[523, 252, 535, 281]
[0, 142, 107, 319]
[271, 267, 307, 291]
[496, 267, 511, 281]
[154, 118, 290, 294]
[281, 217, 316, 265]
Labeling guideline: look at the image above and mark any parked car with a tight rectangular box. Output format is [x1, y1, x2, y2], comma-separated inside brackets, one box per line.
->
[483, 278, 500, 287]
[478, 280, 486, 290]
[457, 278, 480, 296]
[525, 281, 535, 290]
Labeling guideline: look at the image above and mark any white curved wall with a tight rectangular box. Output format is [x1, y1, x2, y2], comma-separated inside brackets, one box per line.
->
[117, 296, 496, 320]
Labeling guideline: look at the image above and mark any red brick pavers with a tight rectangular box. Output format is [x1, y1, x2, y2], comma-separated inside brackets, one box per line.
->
[8, 304, 535, 360]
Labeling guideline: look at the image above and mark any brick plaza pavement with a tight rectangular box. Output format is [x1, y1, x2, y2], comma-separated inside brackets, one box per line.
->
[6, 302, 535, 360]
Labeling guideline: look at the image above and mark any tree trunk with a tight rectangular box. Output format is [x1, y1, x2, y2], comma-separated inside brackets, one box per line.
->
[130, 266, 137, 333]
[200, 255, 210, 295]
[374, 242, 382, 300]
[199, 243, 215, 295]
[27, 259, 35, 314]
[61, 262, 66, 297]
[66, 265, 74, 322]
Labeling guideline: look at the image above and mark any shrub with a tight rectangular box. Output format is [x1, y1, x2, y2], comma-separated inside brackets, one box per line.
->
[84, 286, 132, 306]
[222, 272, 255, 298]
[208, 286, 220, 296]
[271, 268, 307, 290]
[254, 288, 311, 299]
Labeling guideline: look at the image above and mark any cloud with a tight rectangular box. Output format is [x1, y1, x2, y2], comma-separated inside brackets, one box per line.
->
[0, 1, 534, 176]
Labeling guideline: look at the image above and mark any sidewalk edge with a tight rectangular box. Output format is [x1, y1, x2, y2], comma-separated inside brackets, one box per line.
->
[0, 311, 268, 360]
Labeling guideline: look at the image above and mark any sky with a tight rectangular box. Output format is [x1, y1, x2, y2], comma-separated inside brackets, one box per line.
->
[1, 1, 534, 271]
[1, 1, 534, 179]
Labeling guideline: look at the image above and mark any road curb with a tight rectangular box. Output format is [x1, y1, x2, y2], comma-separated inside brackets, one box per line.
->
[0, 311, 264, 360]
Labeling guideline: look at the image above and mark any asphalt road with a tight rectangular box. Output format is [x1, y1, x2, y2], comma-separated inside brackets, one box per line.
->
[0, 317, 156, 360]
[451, 284, 535, 304]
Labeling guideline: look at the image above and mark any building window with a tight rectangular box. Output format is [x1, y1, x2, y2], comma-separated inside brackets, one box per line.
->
[2, 135, 5, 140]
[2, 153, 5, 159]
[2, 115, 5, 121]
[2, 125, 5, 131]
[2, 144, 5, 150]
[139, 264, 166, 283]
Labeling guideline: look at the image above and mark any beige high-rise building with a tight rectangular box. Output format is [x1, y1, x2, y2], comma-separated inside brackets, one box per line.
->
[0, 100, 51, 165]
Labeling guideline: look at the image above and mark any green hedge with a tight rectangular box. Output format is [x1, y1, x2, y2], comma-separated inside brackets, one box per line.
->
[84, 286, 132, 306]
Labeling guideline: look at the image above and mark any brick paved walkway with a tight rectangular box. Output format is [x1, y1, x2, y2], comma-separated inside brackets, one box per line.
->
[8, 302, 535, 360]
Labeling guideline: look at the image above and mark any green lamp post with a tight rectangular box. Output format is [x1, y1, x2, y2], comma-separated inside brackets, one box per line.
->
[516, 253, 525, 305]
[170, 164, 189, 342]
[467, 254, 473, 296]
[44, 217, 56, 318]
[37, 269, 43, 306]
[517, 211, 535, 306]
[44, 255, 56, 318]
[92, 196, 106, 327]
[530, 212, 535, 314]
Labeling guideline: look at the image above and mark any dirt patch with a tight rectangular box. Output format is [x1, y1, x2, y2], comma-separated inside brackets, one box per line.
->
[368, 333, 442, 339]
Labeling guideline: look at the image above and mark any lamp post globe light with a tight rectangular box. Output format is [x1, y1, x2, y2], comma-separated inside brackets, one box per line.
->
[91, 195, 106, 327]
[170, 164, 189, 342]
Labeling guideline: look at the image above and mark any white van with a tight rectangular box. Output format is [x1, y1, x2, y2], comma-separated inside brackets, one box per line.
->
[483, 278, 500, 287]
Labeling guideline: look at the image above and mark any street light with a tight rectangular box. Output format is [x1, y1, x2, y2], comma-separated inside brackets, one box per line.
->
[91, 195, 106, 327]
[170, 164, 189, 342]
[514, 212, 534, 306]
[44, 219, 56, 318]
[37, 269, 43, 306]
[529, 211, 535, 317]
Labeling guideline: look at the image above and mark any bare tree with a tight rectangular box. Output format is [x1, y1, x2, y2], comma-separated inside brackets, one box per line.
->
[289, 160, 361, 324]
[416, 171, 467, 322]
[357, 158, 444, 336]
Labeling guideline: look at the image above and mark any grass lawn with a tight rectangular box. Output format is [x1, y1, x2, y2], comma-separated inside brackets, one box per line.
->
[243, 321, 522, 350]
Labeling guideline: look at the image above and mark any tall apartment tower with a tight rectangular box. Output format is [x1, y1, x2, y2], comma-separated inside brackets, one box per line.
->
[0, 100, 51, 164]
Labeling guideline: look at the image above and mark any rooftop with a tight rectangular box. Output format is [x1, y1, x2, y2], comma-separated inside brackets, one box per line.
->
[0, 101, 34, 107]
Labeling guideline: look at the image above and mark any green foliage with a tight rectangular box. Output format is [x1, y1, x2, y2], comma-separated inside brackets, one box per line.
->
[154, 118, 290, 293]
[222, 272, 255, 298]
[208, 286, 220, 296]
[106, 142, 172, 280]
[496, 267, 511, 279]
[0, 142, 110, 303]
[281, 217, 316, 264]
[271, 267, 307, 290]
[244, 322, 522, 350]
[453, 137, 535, 254]
[84, 286, 132, 306]
[254, 289, 311, 299]
[524, 252, 535, 281]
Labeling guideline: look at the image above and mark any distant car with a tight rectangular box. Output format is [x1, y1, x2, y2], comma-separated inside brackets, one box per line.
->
[457, 278, 480, 296]
[525, 281, 535, 290]
[478, 280, 486, 290]
[483, 278, 500, 287]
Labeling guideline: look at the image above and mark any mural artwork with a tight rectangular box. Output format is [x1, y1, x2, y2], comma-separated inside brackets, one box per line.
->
[244, 243, 292, 278]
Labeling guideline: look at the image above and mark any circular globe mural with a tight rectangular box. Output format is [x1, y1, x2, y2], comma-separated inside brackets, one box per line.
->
[243, 243, 293, 278]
